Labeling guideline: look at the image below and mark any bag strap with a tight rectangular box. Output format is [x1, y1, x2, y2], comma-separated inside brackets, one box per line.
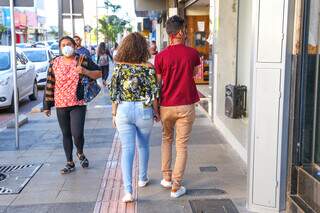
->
[77, 55, 85, 66]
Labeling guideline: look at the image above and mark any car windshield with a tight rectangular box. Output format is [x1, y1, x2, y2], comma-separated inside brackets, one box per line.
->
[23, 50, 47, 62]
[0, 52, 10, 71]
[51, 44, 58, 50]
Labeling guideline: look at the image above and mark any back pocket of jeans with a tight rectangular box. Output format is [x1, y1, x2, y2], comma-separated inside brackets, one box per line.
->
[142, 107, 153, 120]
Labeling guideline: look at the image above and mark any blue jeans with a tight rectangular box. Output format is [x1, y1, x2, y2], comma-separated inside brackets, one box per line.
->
[115, 102, 154, 193]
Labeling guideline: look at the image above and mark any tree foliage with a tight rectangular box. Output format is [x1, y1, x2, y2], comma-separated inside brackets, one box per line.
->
[0, 24, 7, 34]
[98, 15, 130, 43]
[104, 0, 121, 13]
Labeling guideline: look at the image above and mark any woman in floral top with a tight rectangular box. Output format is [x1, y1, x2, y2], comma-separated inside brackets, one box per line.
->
[109, 32, 160, 202]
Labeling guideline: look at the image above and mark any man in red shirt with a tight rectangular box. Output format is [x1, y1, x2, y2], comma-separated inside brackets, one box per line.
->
[155, 15, 200, 198]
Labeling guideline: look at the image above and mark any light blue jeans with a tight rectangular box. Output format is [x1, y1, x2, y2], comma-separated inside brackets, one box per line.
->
[115, 101, 154, 193]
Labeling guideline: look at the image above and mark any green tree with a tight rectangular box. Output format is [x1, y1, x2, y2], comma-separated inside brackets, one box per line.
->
[104, 0, 121, 12]
[98, 15, 131, 43]
[0, 24, 7, 42]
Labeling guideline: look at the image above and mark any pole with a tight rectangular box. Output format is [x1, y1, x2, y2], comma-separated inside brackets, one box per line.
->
[9, 0, 19, 149]
[96, 0, 98, 45]
[69, 0, 74, 37]
[58, 0, 63, 38]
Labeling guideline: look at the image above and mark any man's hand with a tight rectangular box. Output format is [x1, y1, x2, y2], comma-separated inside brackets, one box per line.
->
[44, 110, 51, 117]
[154, 111, 160, 122]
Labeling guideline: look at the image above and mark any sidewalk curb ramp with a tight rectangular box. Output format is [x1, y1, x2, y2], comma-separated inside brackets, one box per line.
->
[31, 103, 43, 113]
[6, 114, 28, 128]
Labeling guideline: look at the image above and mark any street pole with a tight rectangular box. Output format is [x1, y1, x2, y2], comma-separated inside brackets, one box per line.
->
[58, 0, 63, 38]
[96, 0, 98, 45]
[9, 0, 19, 149]
[69, 0, 74, 37]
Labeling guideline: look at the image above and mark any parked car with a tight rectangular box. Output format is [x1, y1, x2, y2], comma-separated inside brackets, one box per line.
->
[33, 40, 56, 48]
[22, 48, 55, 88]
[0, 46, 38, 112]
[49, 42, 60, 56]
[16, 43, 33, 48]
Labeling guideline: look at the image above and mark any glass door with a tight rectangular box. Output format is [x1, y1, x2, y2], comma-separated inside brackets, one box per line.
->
[288, 1, 320, 212]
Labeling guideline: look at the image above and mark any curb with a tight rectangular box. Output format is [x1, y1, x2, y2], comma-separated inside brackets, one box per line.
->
[6, 114, 28, 128]
[31, 103, 43, 113]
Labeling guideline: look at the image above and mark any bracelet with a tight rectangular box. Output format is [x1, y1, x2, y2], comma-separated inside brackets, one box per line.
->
[112, 113, 116, 117]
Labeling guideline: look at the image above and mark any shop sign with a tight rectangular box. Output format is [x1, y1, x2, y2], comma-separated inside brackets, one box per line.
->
[0, 0, 34, 7]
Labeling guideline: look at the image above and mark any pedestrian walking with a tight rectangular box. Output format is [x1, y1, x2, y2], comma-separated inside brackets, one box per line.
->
[73, 35, 91, 58]
[43, 36, 102, 174]
[112, 42, 118, 59]
[109, 32, 160, 203]
[154, 15, 201, 198]
[97, 42, 113, 86]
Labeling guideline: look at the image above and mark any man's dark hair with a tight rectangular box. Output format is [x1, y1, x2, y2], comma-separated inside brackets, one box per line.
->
[166, 15, 184, 35]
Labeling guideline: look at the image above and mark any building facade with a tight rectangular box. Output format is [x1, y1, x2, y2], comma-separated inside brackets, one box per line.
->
[135, 0, 319, 212]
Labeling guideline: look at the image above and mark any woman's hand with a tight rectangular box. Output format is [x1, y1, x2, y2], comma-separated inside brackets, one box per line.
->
[112, 116, 117, 128]
[76, 66, 88, 75]
[44, 110, 51, 117]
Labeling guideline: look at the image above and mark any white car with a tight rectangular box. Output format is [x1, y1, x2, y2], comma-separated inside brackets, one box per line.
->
[33, 40, 56, 48]
[50, 42, 60, 56]
[0, 46, 38, 112]
[22, 48, 55, 87]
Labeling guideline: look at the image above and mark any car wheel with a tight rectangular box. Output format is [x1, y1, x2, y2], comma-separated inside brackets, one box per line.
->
[29, 81, 38, 101]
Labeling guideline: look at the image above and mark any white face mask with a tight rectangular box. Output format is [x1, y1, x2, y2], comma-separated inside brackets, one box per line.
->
[61, 45, 74, 57]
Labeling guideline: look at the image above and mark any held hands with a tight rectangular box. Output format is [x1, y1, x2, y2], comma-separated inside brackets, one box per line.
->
[44, 110, 51, 117]
[112, 116, 117, 128]
[154, 111, 160, 122]
[76, 66, 87, 75]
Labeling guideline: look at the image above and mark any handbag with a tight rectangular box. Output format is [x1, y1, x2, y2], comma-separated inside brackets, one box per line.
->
[76, 55, 101, 103]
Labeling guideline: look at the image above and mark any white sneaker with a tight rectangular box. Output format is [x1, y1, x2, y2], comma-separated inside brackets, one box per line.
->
[138, 177, 150, 187]
[170, 186, 186, 198]
[160, 179, 172, 188]
[122, 193, 134, 203]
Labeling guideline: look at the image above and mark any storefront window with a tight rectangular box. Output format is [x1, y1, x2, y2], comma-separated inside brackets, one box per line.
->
[300, 0, 320, 165]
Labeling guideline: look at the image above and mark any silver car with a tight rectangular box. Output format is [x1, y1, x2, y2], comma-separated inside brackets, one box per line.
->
[22, 48, 55, 87]
[0, 46, 38, 112]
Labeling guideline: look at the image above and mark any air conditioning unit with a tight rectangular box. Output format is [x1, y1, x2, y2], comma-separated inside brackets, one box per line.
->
[225, 84, 247, 119]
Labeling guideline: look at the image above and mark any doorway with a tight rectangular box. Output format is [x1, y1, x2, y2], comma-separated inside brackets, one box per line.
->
[288, 0, 320, 212]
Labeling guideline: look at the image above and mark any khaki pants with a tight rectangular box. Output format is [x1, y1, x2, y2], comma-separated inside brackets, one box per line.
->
[160, 104, 196, 190]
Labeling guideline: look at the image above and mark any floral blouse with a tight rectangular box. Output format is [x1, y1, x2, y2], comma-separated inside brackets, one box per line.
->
[109, 63, 159, 106]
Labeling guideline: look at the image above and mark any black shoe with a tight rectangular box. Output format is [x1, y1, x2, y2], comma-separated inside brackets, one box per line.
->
[77, 153, 89, 168]
[60, 162, 75, 174]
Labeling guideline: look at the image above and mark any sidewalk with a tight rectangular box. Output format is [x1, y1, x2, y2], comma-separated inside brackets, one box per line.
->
[0, 90, 248, 213]
[0, 89, 115, 213]
[137, 107, 248, 213]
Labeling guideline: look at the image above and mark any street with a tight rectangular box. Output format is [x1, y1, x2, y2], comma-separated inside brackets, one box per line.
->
[0, 90, 44, 129]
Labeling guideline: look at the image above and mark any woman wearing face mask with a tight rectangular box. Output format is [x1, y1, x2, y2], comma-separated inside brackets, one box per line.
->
[43, 36, 102, 174]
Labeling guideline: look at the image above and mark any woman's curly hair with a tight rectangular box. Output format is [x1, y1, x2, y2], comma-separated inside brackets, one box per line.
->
[114, 32, 150, 63]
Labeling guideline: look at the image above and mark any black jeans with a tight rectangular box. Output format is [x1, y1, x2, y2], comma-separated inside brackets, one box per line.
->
[56, 105, 87, 162]
[101, 65, 109, 81]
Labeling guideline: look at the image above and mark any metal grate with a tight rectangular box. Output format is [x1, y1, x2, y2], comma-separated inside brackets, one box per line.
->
[0, 173, 7, 182]
[0, 165, 34, 173]
[189, 199, 239, 213]
[199, 166, 218, 172]
[0, 164, 42, 195]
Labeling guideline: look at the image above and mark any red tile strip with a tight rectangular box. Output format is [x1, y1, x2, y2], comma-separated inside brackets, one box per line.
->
[94, 132, 138, 213]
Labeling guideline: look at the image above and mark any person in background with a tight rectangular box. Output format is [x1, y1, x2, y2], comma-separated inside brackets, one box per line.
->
[148, 40, 158, 65]
[90, 46, 96, 62]
[97, 42, 113, 86]
[73, 35, 91, 58]
[112, 42, 119, 59]
[109, 32, 160, 203]
[43, 36, 102, 174]
[154, 15, 201, 198]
